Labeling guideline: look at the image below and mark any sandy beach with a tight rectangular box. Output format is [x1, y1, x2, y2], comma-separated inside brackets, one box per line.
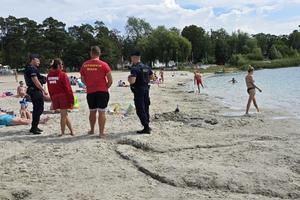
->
[0, 71, 299, 200]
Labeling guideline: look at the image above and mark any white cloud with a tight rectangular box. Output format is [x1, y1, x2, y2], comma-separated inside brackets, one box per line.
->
[0, 0, 299, 35]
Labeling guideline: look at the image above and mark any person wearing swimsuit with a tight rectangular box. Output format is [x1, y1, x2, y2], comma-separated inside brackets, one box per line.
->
[245, 66, 262, 115]
[194, 70, 204, 93]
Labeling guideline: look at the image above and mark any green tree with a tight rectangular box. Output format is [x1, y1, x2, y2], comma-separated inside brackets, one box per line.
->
[65, 24, 96, 69]
[288, 30, 300, 50]
[125, 17, 152, 43]
[138, 26, 191, 66]
[41, 17, 70, 60]
[268, 44, 283, 60]
[215, 39, 230, 65]
[0, 16, 30, 68]
[123, 17, 153, 61]
[182, 25, 209, 62]
[94, 21, 122, 68]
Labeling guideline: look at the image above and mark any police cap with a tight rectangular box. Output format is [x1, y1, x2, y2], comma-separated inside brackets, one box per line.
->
[130, 50, 141, 57]
[29, 53, 40, 60]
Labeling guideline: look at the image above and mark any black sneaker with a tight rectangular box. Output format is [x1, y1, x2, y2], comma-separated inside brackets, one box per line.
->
[30, 129, 42, 135]
[136, 127, 151, 134]
[37, 128, 43, 132]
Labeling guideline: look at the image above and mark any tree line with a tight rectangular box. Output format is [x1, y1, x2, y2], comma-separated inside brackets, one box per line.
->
[0, 15, 299, 71]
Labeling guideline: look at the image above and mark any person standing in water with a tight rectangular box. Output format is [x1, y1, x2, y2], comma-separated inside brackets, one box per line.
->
[194, 70, 204, 93]
[245, 66, 262, 115]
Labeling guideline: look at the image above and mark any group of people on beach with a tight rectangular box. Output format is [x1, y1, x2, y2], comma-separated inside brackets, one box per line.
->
[192, 65, 262, 115]
[1, 45, 262, 135]
[0, 46, 155, 137]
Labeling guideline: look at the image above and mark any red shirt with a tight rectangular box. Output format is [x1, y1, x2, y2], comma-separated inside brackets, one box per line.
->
[47, 69, 74, 104]
[80, 58, 111, 94]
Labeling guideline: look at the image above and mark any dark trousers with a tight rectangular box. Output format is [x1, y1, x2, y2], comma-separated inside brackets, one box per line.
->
[29, 90, 44, 130]
[134, 88, 150, 128]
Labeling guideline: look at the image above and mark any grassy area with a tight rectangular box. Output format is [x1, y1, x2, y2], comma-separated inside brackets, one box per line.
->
[248, 57, 300, 69]
[234, 56, 300, 70]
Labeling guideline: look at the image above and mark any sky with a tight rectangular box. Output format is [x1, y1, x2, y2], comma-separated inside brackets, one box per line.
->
[1, 0, 300, 35]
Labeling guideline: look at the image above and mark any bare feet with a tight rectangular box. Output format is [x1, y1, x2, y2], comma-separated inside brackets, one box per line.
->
[70, 132, 74, 136]
[58, 133, 64, 137]
[99, 134, 106, 139]
[88, 130, 94, 135]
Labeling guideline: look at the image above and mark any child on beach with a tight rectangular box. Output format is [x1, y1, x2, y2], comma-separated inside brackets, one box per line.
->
[19, 98, 31, 119]
[16, 81, 27, 98]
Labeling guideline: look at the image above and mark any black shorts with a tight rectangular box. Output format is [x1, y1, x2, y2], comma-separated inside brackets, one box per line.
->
[87, 91, 109, 111]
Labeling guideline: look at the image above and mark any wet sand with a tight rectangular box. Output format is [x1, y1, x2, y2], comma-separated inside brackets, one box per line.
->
[0, 72, 299, 200]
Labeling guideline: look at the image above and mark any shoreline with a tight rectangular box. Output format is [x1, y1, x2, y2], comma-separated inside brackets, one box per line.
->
[200, 67, 300, 120]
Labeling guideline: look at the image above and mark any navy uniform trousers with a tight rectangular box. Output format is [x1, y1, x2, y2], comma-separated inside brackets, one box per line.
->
[28, 88, 44, 130]
[133, 87, 150, 128]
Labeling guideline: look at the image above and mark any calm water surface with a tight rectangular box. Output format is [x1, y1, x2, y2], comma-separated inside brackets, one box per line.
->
[192, 67, 300, 118]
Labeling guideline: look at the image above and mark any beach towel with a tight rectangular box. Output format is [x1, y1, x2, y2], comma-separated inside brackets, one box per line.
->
[73, 96, 79, 109]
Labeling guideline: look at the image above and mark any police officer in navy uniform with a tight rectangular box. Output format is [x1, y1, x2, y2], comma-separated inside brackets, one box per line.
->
[128, 50, 154, 134]
[24, 54, 47, 134]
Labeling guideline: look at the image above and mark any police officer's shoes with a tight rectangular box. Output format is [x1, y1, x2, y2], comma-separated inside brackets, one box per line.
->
[37, 128, 43, 132]
[136, 127, 151, 134]
[30, 128, 42, 135]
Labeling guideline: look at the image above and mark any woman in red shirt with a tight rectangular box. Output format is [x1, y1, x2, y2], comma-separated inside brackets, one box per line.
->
[47, 58, 74, 136]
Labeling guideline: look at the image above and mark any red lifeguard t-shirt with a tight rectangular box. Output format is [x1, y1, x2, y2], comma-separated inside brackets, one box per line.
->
[80, 58, 111, 94]
[47, 69, 74, 103]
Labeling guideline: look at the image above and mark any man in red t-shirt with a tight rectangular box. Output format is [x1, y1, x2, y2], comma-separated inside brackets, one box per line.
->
[80, 46, 113, 138]
[47, 58, 74, 136]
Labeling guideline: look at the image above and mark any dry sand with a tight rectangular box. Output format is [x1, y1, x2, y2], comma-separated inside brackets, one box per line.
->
[0, 71, 299, 200]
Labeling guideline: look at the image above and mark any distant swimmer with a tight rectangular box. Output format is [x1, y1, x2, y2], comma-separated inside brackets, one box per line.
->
[229, 77, 238, 84]
[245, 66, 262, 115]
[194, 70, 204, 93]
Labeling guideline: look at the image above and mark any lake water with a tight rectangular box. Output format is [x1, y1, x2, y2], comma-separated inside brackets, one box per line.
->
[192, 67, 300, 118]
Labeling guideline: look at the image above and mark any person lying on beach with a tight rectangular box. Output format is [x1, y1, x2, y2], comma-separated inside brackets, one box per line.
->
[194, 70, 204, 93]
[245, 66, 262, 115]
[0, 111, 49, 126]
[117, 80, 129, 87]
[76, 78, 85, 89]
[16, 81, 27, 98]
